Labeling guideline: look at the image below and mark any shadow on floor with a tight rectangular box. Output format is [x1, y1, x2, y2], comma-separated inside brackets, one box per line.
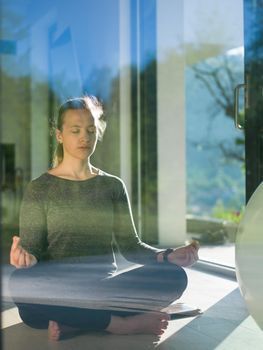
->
[2, 288, 249, 350]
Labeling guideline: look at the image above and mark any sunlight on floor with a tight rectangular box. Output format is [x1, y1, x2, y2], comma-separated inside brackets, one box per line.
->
[2, 307, 21, 329]
[199, 244, 235, 268]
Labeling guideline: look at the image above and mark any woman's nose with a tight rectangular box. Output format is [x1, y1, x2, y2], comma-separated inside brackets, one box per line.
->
[80, 132, 90, 142]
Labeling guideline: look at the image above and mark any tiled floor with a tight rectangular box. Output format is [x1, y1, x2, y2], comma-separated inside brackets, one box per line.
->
[2, 265, 263, 350]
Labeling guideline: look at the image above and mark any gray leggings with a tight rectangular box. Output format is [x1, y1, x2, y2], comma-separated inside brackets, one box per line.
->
[10, 261, 188, 331]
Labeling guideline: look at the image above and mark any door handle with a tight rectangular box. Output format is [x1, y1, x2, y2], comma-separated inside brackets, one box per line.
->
[234, 83, 246, 130]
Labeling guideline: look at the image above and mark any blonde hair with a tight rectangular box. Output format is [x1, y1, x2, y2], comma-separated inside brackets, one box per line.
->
[52, 96, 106, 167]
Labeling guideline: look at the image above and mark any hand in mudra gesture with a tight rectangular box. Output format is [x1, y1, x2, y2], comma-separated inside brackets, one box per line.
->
[167, 241, 200, 267]
[10, 236, 37, 269]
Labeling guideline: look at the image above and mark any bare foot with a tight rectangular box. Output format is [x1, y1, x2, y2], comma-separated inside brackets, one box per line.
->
[48, 320, 79, 341]
[105, 312, 170, 335]
[48, 321, 61, 341]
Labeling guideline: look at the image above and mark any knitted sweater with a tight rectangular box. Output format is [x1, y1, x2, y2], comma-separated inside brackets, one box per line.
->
[19, 171, 160, 268]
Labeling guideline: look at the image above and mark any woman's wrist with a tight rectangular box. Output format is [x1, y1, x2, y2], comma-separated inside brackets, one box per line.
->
[157, 248, 174, 263]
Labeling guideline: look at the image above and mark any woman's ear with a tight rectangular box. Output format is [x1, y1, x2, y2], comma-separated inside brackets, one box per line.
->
[56, 129, 63, 144]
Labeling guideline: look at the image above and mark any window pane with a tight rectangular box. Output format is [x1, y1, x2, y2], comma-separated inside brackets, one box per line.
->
[185, 0, 244, 266]
[1, 2, 245, 332]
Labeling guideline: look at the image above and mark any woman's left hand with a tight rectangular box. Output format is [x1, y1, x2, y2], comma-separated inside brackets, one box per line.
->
[167, 241, 199, 267]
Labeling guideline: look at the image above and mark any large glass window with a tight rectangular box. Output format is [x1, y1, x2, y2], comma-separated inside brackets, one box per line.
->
[1, 0, 244, 321]
[0, 0, 123, 254]
[185, 0, 244, 266]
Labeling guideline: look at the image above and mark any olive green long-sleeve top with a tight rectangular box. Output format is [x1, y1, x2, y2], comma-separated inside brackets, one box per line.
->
[19, 171, 161, 268]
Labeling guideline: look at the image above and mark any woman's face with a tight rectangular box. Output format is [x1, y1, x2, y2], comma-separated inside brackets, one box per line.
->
[56, 109, 98, 161]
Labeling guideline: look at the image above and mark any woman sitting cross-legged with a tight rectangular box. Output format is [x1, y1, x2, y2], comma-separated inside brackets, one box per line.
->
[9, 96, 199, 341]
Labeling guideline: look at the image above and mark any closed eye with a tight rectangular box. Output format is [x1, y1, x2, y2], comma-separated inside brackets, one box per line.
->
[71, 129, 80, 134]
[87, 127, 96, 134]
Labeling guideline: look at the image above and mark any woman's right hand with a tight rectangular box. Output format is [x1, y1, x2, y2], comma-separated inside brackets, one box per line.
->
[10, 236, 37, 269]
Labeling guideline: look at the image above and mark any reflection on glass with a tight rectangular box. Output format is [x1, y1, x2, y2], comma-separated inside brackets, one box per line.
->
[1, 0, 246, 315]
[185, 0, 245, 264]
[0, 0, 122, 269]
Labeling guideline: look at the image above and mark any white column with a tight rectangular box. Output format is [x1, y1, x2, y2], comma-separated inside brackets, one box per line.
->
[119, 0, 132, 196]
[157, 0, 186, 246]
